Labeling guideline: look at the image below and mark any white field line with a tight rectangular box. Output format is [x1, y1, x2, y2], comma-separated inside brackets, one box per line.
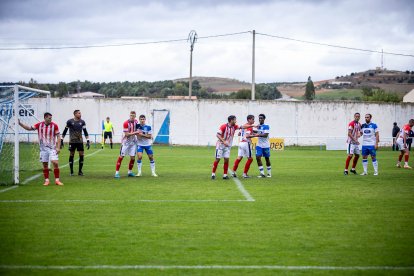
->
[0, 185, 18, 193]
[0, 199, 249, 203]
[229, 169, 255, 202]
[0, 265, 413, 271]
[20, 149, 103, 185]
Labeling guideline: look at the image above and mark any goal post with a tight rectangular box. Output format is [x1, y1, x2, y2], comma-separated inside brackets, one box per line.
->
[0, 85, 50, 185]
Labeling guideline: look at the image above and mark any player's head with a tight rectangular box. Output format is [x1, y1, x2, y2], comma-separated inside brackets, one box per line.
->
[106, 117, 110, 122]
[129, 111, 136, 120]
[354, 112, 360, 122]
[393, 122, 397, 126]
[247, 114, 255, 124]
[365, 113, 372, 123]
[409, 119, 414, 127]
[44, 112, 52, 124]
[73, 110, 81, 119]
[258, 114, 266, 124]
[228, 115, 236, 125]
[139, 114, 146, 124]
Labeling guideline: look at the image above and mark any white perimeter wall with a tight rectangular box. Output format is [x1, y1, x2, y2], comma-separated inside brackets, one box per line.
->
[29, 98, 414, 146]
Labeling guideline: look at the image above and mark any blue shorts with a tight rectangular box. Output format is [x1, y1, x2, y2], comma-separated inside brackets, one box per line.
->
[362, 145, 376, 156]
[137, 145, 153, 155]
[256, 146, 270, 158]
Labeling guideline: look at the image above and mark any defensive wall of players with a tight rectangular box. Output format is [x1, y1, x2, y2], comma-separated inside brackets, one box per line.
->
[23, 98, 414, 146]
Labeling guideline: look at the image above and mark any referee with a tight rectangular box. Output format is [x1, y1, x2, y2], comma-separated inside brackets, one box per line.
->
[102, 117, 114, 149]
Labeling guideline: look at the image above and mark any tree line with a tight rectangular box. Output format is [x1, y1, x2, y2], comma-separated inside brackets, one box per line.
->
[1, 79, 282, 100]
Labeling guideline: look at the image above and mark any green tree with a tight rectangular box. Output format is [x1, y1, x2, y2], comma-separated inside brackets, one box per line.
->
[304, 76, 315, 100]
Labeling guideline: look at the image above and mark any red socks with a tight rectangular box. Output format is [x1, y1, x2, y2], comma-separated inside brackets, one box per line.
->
[352, 155, 359, 169]
[223, 162, 229, 174]
[212, 160, 219, 173]
[399, 154, 403, 162]
[244, 159, 253, 174]
[345, 156, 352, 170]
[405, 155, 409, 162]
[233, 159, 241, 171]
[128, 159, 135, 170]
[43, 168, 49, 179]
[116, 157, 123, 171]
[54, 168, 60, 179]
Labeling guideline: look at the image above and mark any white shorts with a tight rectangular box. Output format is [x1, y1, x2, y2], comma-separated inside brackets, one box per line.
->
[396, 139, 407, 151]
[215, 144, 231, 159]
[120, 143, 137, 157]
[39, 148, 58, 163]
[346, 143, 360, 155]
[238, 142, 252, 158]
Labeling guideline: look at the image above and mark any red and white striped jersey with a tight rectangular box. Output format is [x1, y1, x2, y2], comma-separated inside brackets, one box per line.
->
[33, 122, 59, 150]
[240, 127, 253, 143]
[122, 119, 138, 145]
[397, 124, 412, 142]
[346, 120, 361, 144]
[216, 123, 239, 147]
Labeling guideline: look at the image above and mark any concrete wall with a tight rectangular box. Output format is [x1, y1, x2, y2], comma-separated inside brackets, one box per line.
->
[27, 98, 414, 146]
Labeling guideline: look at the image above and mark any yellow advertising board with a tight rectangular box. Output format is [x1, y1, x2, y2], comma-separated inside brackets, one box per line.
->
[251, 137, 285, 151]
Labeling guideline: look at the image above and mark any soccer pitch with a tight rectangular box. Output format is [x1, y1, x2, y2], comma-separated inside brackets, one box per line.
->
[1, 146, 413, 275]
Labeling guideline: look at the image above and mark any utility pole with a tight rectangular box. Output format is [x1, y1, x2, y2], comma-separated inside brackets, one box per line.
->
[251, 30, 256, 100]
[188, 30, 198, 98]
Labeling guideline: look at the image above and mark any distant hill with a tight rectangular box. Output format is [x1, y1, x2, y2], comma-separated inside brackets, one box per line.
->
[174, 76, 250, 94]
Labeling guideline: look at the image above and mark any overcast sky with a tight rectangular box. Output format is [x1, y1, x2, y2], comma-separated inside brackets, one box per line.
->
[0, 0, 413, 84]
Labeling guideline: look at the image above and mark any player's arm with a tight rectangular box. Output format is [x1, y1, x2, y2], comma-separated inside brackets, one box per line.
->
[375, 130, 379, 150]
[18, 119, 35, 131]
[216, 133, 229, 146]
[56, 133, 61, 154]
[348, 128, 359, 145]
[82, 123, 90, 149]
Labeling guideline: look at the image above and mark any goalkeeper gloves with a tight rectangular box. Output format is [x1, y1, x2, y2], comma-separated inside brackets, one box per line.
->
[60, 139, 64, 149]
[86, 140, 90, 150]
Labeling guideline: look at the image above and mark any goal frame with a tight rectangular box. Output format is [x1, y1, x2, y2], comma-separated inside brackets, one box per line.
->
[1, 85, 51, 184]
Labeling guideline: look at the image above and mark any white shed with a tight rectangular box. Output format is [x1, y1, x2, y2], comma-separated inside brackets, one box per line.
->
[403, 89, 414, 103]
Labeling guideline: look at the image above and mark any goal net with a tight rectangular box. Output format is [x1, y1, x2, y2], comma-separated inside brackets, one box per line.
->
[0, 85, 50, 185]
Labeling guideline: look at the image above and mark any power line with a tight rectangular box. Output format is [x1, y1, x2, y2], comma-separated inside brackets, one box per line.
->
[0, 31, 251, 51]
[256, 32, 414, 58]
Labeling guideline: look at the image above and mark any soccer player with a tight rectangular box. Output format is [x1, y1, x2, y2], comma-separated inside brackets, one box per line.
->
[255, 114, 272, 178]
[232, 115, 255, 179]
[136, 114, 157, 177]
[211, 115, 239, 180]
[344, 112, 361, 175]
[102, 117, 114, 149]
[114, 111, 140, 178]
[395, 119, 414, 169]
[360, 114, 379, 176]
[18, 113, 63, 186]
[61, 110, 90, 176]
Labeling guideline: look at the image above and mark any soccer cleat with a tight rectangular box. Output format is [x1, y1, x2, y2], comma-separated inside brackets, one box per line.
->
[114, 172, 120, 179]
[128, 172, 136, 177]
[257, 174, 266, 178]
[78, 171, 84, 176]
[267, 174, 272, 178]
[151, 172, 158, 177]
[43, 179, 50, 186]
[55, 180, 64, 186]
[343, 170, 348, 175]
[373, 172, 378, 176]
[350, 169, 357, 175]
[396, 163, 402, 168]
[360, 172, 367, 176]
[222, 175, 230, 180]
[404, 165, 412, 169]
[242, 174, 250, 178]
[211, 175, 216, 180]
[70, 173, 74, 176]
[136, 171, 142, 177]
[231, 172, 237, 178]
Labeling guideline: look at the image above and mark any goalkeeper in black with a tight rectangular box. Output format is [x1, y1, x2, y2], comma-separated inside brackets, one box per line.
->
[61, 109, 90, 176]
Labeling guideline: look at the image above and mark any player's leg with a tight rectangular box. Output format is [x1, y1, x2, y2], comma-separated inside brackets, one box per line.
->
[403, 148, 411, 169]
[115, 145, 127, 177]
[136, 146, 143, 176]
[242, 145, 253, 178]
[42, 162, 50, 186]
[264, 148, 272, 177]
[68, 143, 75, 176]
[360, 147, 368, 175]
[350, 145, 360, 174]
[256, 146, 265, 177]
[146, 147, 157, 177]
[50, 149, 63, 185]
[109, 133, 113, 149]
[344, 143, 353, 175]
[371, 150, 378, 175]
[78, 143, 85, 176]
[223, 157, 230, 179]
[211, 146, 222, 179]
[127, 145, 137, 176]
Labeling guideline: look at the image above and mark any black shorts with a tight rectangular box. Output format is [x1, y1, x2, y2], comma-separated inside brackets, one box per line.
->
[104, 132, 112, 139]
[69, 143, 84, 152]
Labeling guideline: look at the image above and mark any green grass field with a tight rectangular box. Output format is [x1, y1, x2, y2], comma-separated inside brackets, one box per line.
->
[1, 145, 414, 275]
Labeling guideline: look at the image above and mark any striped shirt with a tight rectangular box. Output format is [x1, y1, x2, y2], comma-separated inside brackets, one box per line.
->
[347, 120, 361, 144]
[33, 122, 60, 150]
[217, 123, 239, 148]
[240, 127, 253, 143]
[122, 119, 138, 145]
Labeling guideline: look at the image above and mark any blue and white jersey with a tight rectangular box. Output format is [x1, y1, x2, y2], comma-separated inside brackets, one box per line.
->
[136, 124, 153, 146]
[257, 124, 270, 148]
[361, 122, 379, 146]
